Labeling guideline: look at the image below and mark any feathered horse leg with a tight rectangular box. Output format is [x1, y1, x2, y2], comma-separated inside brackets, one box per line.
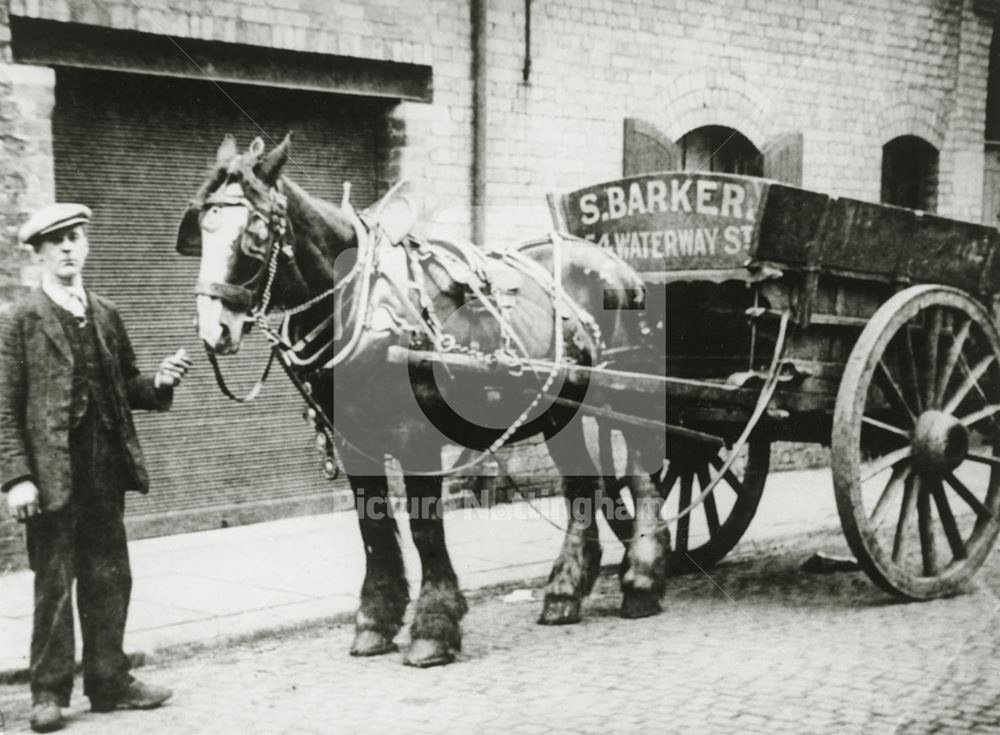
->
[402, 473, 467, 668]
[347, 470, 409, 657]
[619, 431, 669, 619]
[538, 415, 603, 625]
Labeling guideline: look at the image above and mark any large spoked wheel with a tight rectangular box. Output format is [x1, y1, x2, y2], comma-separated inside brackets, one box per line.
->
[598, 425, 770, 573]
[833, 285, 1000, 600]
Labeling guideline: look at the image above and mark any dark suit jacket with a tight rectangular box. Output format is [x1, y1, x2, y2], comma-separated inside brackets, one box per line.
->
[0, 288, 172, 512]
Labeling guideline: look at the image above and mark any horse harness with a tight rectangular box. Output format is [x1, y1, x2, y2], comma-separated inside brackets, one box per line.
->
[198, 179, 606, 480]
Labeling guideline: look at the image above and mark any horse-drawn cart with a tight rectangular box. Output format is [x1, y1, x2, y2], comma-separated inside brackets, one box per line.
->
[540, 171, 1000, 600]
[186, 136, 1000, 664]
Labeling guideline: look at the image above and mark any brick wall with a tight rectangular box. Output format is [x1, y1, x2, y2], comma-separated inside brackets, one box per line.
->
[0, 54, 55, 569]
[0, 0, 990, 260]
[0, 0, 994, 562]
[473, 0, 994, 241]
[3, 0, 477, 239]
[0, 61, 53, 298]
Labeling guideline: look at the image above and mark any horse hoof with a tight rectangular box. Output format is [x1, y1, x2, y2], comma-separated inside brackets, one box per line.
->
[350, 630, 397, 657]
[620, 590, 662, 619]
[537, 596, 581, 625]
[404, 638, 455, 668]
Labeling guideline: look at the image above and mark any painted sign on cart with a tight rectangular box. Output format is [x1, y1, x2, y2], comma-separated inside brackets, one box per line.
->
[550, 172, 767, 273]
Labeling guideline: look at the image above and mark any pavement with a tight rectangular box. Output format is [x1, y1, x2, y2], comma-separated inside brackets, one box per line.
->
[0, 465, 841, 680]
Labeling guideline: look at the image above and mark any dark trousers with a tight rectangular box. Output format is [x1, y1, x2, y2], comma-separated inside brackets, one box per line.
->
[25, 411, 133, 706]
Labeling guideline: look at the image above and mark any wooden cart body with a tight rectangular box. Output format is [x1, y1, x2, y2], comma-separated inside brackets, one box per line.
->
[543, 172, 1000, 599]
[549, 172, 1000, 441]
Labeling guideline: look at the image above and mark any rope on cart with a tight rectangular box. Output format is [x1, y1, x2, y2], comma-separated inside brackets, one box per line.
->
[489, 311, 791, 546]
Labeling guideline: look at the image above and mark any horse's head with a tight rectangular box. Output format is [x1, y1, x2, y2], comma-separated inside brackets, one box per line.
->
[177, 134, 292, 354]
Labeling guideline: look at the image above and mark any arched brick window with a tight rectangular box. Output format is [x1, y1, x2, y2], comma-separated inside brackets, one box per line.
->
[881, 135, 939, 212]
[678, 125, 763, 177]
[623, 119, 800, 183]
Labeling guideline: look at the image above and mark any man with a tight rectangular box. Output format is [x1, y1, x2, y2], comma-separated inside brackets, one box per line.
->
[0, 203, 193, 733]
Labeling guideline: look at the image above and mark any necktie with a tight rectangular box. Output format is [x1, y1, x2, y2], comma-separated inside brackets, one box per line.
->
[65, 291, 87, 327]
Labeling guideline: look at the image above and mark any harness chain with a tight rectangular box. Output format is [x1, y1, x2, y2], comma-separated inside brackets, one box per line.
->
[298, 217, 784, 543]
[317, 215, 600, 478]
[199, 179, 797, 550]
[207, 182, 772, 542]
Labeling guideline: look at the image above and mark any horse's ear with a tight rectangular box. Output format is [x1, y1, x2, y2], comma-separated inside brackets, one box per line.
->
[257, 132, 292, 184]
[176, 206, 202, 256]
[216, 135, 238, 166]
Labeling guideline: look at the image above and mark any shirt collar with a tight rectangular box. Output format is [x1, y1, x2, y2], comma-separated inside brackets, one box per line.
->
[41, 272, 87, 315]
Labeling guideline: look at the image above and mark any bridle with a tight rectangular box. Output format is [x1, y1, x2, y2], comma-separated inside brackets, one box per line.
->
[194, 173, 358, 481]
[194, 175, 294, 404]
[196, 182, 290, 318]
[197, 170, 395, 482]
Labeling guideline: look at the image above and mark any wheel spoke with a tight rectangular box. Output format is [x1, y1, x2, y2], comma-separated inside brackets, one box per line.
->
[964, 451, 1000, 471]
[869, 463, 911, 530]
[943, 355, 997, 414]
[917, 475, 938, 576]
[598, 426, 617, 486]
[658, 464, 680, 502]
[696, 465, 721, 536]
[904, 326, 925, 413]
[936, 317, 972, 407]
[892, 472, 918, 564]
[944, 472, 993, 519]
[960, 405, 1000, 429]
[861, 416, 911, 439]
[930, 478, 967, 561]
[925, 308, 943, 409]
[861, 446, 913, 483]
[876, 360, 917, 424]
[956, 354, 1000, 421]
[702, 494, 721, 538]
[709, 455, 747, 497]
[676, 471, 693, 553]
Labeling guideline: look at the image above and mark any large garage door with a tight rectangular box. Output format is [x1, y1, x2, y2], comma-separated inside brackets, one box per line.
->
[52, 68, 388, 527]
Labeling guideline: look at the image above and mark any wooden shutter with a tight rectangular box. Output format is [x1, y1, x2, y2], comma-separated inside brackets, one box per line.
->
[622, 118, 681, 176]
[52, 68, 387, 528]
[762, 132, 804, 186]
[985, 145, 1000, 227]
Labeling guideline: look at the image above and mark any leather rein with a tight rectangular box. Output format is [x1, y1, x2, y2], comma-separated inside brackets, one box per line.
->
[195, 179, 364, 478]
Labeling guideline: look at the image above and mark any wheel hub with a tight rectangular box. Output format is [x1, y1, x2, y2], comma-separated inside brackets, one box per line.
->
[912, 410, 969, 473]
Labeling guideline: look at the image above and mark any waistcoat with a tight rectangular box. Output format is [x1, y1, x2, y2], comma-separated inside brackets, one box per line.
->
[54, 305, 116, 429]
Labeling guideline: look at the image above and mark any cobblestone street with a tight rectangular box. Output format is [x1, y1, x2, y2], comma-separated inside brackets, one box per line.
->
[3, 526, 1000, 735]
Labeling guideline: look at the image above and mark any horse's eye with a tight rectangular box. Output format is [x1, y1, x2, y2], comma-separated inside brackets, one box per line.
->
[201, 207, 223, 232]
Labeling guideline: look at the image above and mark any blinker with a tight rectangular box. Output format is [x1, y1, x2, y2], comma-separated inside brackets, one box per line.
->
[176, 207, 202, 256]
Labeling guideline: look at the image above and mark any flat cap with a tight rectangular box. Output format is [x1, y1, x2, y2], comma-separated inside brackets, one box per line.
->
[19, 203, 92, 246]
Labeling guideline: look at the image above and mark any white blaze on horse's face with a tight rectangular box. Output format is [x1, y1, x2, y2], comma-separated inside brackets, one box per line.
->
[197, 182, 252, 353]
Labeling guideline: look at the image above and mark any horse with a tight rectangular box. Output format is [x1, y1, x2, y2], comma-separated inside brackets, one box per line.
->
[176, 134, 670, 667]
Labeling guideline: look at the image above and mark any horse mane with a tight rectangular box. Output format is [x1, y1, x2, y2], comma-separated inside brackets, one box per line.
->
[280, 176, 357, 247]
[270, 175, 360, 308]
